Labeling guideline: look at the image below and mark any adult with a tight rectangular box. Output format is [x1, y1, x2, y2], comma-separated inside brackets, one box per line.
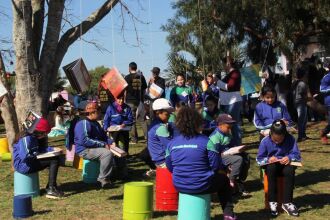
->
[74, 102, 115, 187]
[147, 67, 166, 119]
[217, 57, 242, 145]
[124, 62, 147, 144]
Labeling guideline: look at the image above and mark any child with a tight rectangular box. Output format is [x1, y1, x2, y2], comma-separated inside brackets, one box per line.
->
[257, 120, 301, 217]
[147, 98, 174, 167]
[202, 73, 219, 106]
[292, 67, 309, 142]
[48, 106, 71, 137]
[13, 118, 64, 199]
[103, 94, 133, 179]
[209, 114, 250, 196]
[166, 107, 237, 220]
[254, 85, 293, 136]
[170, 73, 194, 107]
[202, 95, 222, 136]
[320, 63, 330, 144]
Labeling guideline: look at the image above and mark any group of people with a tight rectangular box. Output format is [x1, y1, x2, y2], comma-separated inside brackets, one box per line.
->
[16, 57, 330, 219]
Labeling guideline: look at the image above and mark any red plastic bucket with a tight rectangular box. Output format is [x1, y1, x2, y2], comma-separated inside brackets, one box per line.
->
[155, 167, 178, 211]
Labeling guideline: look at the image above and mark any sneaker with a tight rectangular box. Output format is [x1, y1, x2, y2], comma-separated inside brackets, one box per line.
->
[144, 169, 156, 178]
[46, 186, 64, 199]
[223, 214, 238, 220]
[282, 203, 299, 216]
[98, 179, 113, 188]
[269, 202, 278, 216]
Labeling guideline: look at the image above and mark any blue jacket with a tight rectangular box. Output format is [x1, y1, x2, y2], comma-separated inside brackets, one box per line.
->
[147, 118, 173, 165]
[103, 102, 134, 131]
[170, 85, 194, 107]
[253, 101, 293, 130]
[202, 84, 219, 105]
[208, 127, 233, 153]
[165, 134, 222, 194]
[13, 135, 48, 174]
[320, 72, 330, 106]
[256, 134, 301, 165]
[74, 119, 113, 154]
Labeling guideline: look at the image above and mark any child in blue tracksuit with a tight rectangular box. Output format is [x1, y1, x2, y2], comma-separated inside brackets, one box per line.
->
[320, 68, 330, 144]
[254, 85, 293, 136]
[208, 114, 250, 196]
[166, 107, 237, 220]
[202, 95, 222, 136]
[170, 73, 194, 107]
[257, 120, 301, 217]
[202, 73, 219, 106]
[13, 118, 64, 199]
[103, 95, 133, 179]
[74, 102, 115, 188]
[147, 98, 174, 167]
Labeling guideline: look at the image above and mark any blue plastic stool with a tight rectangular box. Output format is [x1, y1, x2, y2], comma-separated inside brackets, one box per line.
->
[13, 195, 34, 218]
[82, 159, 100, 183]
[178, 193, 211, 220]
[14, 171, 40, 197]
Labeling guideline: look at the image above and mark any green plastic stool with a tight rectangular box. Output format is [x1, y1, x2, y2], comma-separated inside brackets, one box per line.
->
[82, 159, 100, 183]
[123, 182, 153, 220]
[178, 193, 211, 220]
[14, 171, 40, 198]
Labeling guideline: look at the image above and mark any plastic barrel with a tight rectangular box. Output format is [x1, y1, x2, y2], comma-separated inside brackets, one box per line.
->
[1, 152, 12, 161]
[178, 193, 211, 220]
[155, 167, 178, 211]
[264, 173, 284, 209]
[73, 154, 83, 170]
[82, 159, 100, 183]
[66, 145, 75, 162]
[123, 182, 153, 220]
[13, 195, 33, 218]
[0, 137, 9, 157]
[14, 172, 40, 197]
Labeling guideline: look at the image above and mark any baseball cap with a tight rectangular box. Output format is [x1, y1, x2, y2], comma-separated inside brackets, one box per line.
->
[152, 98, 173, 111]
[151, 67, 160, 74]
[216, 114, 236, 125]
[85, 102, 100, 113]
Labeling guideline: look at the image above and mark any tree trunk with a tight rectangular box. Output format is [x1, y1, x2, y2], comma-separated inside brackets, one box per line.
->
[0, 54, 19, 151]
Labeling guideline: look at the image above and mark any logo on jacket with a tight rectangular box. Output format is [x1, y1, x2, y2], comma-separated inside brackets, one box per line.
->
[276, 107, 282, 113]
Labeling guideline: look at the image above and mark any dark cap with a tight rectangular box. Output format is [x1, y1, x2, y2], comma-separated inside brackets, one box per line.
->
[216, 114, 236, 125]
[151, 67, 160, 74]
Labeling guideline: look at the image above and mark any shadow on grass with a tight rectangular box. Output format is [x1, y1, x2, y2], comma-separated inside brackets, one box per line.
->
[295, 168, 330, 187]
[244, 179, 263, 193]
[213, 209, 271, 220]
[153, 210, 177, 218]
[59, 181, 119, 196]
[295, 193, 330, 213]
[33, 209, 52, 216]
[107, 194, 123, 200]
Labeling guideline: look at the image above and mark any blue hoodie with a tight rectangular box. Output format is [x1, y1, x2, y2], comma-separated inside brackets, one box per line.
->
[256, 134, 301, 166]
[320, 72, 330, 106]
[13, 135, 48, 174]
[103, 102, 134, 130]
[147, 118, 173, 165]
[253, 101, 293, 130]
[74, 119, 113, 154]
[170, 85, 194, 107]
[165, 134, 222, 194]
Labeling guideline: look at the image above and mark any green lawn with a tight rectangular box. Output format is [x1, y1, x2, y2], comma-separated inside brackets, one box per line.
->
[0, 121, 329, 220]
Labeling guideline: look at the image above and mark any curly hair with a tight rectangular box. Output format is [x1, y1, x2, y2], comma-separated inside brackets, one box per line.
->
[175, 106, 203, 138]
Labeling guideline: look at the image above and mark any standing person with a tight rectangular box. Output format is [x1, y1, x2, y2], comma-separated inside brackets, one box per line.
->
[209, 114, 250, 196]
[147, 67, 166, 119]
[166, 107, 237, 220]
[257, 120, 301, 217]
[74, 102, 116, 188]
[217, 57, 242, 145]
[292, 67, 309, 142]
[103, 94, 133, 179]
[202, 73, 219, 106]
[124, 62, 147, 144]
[320, 61, 330, 144]
[13, 118, 64, 199]
[170, 73, 194, 107]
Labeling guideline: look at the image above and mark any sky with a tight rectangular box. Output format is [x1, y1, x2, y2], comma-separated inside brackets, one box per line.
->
[0, 0, 176, 81]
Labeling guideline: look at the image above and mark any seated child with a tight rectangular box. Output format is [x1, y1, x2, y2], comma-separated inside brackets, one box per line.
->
[103, 94, 133, 179]
[257, 120, 301, 217]
[48, 106, 72, 137]
[254, 85, 293, 136]
[168, 101, 186, 137]
[209, 114, 250, 196]
[13, 118, 64, 199]
[166, 107, 237, 220]
[202, 73, 219, 106]
[202, 95, 222, 136]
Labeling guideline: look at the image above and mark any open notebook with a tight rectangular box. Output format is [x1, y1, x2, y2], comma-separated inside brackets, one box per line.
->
[37, 147, 63, 159]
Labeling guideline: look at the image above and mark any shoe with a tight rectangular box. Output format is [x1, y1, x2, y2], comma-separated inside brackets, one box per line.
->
[298, 136, 311, 142]
[223, 214, 238, 220]
[269, 202, 278, 216]
[321, 136, 328, 144]
[143, 169, 156, 178]
[98, 179, 113, 188]
[282, 203, 299, 216]
[46, 186, 64, 199]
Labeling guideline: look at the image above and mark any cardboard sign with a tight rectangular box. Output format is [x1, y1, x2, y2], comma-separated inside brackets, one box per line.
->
[22, 111, 41, 134]
[102, 67, 128, 98]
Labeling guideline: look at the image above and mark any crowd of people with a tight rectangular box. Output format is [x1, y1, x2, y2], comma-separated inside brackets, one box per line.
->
[12, 56, 330, 219]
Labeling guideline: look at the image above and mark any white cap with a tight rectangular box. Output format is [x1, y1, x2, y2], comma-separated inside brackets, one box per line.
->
[152, 98, 173, 111]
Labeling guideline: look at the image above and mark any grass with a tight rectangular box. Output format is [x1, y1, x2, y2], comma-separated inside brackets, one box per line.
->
[0, 121, 330, 219]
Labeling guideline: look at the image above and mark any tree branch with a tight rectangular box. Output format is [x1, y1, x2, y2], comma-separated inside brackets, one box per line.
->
[243, 26, 271, 40]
